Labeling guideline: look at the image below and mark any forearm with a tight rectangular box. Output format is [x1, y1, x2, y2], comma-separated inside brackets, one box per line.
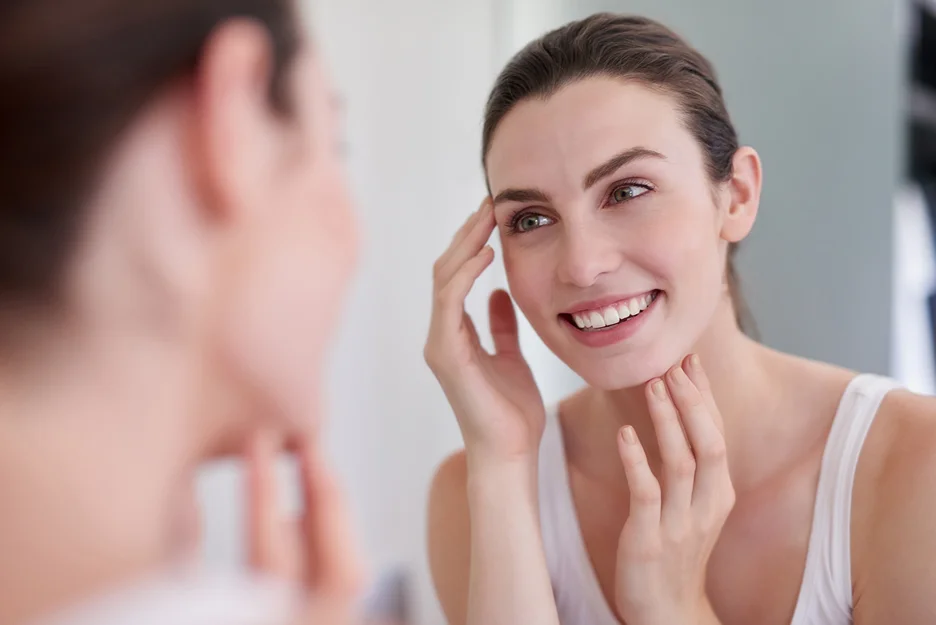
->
[464, 454, 560, 625]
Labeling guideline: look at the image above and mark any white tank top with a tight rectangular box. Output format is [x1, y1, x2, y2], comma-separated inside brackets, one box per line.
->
[537, 374, 901, 625]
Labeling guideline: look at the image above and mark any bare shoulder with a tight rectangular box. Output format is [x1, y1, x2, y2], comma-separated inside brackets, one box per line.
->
[852, 388, 936, 623]
[427, 450, 471, 625]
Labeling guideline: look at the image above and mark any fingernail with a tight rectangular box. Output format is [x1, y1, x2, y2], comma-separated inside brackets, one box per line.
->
[651, 379, 667, 399]
[621, 426, 636, 445]
[668, 367, 685, 385]
[689, 354, 701, 370]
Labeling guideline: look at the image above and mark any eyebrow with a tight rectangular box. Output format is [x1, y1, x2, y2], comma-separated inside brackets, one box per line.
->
[582, 147, 666, 190]
[492, 147, 667, 207]
[492, 187, 551, 206]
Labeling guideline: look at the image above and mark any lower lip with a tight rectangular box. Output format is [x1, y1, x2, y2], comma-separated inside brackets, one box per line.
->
[563, 293, 660, 348]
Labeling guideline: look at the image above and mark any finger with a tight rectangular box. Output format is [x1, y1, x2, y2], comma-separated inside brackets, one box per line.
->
[300, 442, 365, 596]
[167, 475, 202, 563]
[617, 426, 661, 532]
[433, 245, 495, 338]
[489, 289, 520, 355]
[246, 430, 301, 578]
[432, 208, 484, 282]
[666, 365, 731, 510]
[646, 377, 695, 522]
[434, 199, 495, 286]
[682, 354, 723, 434]
[433, 204, 482, 275]
[451, 198, 490, 249]
[300, 593, 357, 625]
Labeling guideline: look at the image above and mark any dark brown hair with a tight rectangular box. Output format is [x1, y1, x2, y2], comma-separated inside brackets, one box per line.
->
[0, 0, 301, 311]
[482, 13, 754, 334]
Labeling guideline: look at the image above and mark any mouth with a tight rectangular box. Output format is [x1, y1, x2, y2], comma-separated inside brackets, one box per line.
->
[560, 290, 661, 332]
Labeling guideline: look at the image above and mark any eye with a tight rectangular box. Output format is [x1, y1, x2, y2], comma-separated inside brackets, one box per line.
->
[610, 183, 652, 204]
[510, 212, 553, 234]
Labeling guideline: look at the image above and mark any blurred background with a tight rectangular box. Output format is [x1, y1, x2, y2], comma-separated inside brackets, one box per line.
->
[196, 0, 936, 623]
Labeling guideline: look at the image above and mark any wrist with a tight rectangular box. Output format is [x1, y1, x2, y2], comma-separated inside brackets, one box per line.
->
[465, 451, 539, 504]
[624, 594, 720, 625]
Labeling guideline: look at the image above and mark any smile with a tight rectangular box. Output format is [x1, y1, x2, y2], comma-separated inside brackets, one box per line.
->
[562, 290, 660, 331]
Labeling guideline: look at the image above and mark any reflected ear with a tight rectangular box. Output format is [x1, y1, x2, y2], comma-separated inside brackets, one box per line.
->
[192, 19, 283, 224]
[720, 146, 761, 244]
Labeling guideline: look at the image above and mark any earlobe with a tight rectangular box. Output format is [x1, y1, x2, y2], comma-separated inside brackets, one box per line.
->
[720, 146, 762, 244]
[192, 19, 280, 223]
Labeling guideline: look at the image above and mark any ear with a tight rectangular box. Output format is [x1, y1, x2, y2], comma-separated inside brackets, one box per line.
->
[192, 19, 285, 223]
[720, 146, 762, 244]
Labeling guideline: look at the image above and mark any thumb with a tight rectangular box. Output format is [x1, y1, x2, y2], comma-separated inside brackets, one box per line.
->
[488, 289, 520, 355]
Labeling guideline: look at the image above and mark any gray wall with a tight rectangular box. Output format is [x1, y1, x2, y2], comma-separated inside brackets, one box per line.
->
[563, 0, 905, 373]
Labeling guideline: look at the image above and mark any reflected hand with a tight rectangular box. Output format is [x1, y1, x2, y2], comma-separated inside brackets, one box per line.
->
[424, 199, 546, 463]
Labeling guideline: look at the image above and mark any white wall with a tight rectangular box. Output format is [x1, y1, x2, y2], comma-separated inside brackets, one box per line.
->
[310, 2, 500, 622]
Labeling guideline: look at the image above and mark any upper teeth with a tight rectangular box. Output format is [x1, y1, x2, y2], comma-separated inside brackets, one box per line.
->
[572, 293, 655, 330]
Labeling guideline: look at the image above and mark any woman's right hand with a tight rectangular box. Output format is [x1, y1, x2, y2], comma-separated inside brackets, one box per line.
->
[424, 199, 546, 463]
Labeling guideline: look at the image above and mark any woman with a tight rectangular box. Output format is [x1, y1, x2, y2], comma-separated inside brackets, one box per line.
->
[426, 13, 936, 625]
[0, 0, 361, 623]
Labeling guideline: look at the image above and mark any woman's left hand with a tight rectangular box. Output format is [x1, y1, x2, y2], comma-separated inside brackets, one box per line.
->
[614, 355, 734, 625]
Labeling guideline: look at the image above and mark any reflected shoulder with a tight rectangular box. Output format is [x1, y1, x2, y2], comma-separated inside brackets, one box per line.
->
[427, 449, 470, 625]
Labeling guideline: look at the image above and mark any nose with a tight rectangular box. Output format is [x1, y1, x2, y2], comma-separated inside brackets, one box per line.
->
[555, 219, 622, 288]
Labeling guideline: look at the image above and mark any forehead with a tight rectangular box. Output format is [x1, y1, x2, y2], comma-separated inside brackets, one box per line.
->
[485, 77, 698, 192]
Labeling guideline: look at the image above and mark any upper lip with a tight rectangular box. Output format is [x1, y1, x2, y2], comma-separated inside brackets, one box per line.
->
[561, 290, 658, 316]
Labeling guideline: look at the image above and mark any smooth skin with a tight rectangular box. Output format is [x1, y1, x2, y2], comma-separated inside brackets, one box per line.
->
[426, 77, 936, 625]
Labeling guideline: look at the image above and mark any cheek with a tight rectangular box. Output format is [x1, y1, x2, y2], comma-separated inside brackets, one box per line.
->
[502, 239, 554, 320]
[639, 201, 722, 287]
[216, 171, 357, 429]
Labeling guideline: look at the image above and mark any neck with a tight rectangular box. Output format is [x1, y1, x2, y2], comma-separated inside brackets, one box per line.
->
[572, 302, 788, 494]
[0, 322, 202, 625]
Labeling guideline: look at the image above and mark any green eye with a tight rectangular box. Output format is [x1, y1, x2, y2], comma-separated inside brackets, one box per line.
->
[516, 213, 551, 232]
[611, 184, 650, 203]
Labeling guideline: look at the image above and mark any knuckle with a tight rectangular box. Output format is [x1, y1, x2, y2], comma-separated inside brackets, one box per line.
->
[681, 391, 704, 409]
[432, 259, 445, 280]
[423, 344, 449, 372]
[632, 483, 661, 506]
[722, 484, 737, 510]
[671, 455, 697, 478]
[697, 440, 727, 462]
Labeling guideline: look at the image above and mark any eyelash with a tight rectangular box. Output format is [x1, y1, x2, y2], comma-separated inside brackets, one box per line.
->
[505, 179, 655, 235]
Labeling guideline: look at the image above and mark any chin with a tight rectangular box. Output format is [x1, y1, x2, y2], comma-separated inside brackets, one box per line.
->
[558, 339, 687, 392]
[573, 357, 667, 391]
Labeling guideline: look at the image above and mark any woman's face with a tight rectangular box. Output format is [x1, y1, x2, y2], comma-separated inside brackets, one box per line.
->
[485, 77, 753, 390]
